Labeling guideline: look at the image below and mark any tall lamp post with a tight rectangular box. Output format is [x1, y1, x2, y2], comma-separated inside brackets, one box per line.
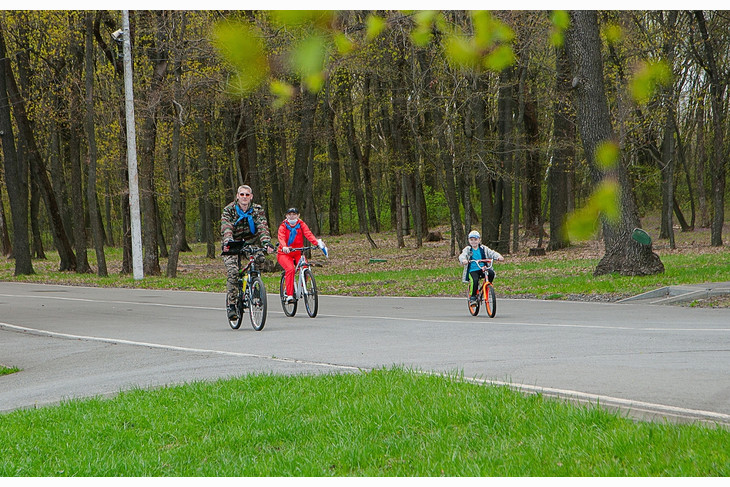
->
[121, 10, 144, 280]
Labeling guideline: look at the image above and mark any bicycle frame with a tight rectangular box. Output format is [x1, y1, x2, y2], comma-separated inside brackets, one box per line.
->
[222, 241, 269, 330]
[287, 246, 314, 300]
[280, 245, 322, 318]
[467, 258, 496, 318]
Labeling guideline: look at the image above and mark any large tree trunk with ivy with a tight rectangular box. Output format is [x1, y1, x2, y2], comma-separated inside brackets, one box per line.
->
[566, 10, 663, 276]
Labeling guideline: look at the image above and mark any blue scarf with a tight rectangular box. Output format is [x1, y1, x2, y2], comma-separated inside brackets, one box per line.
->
[235, 205, 256, 235]
[286, 221, 301, 246]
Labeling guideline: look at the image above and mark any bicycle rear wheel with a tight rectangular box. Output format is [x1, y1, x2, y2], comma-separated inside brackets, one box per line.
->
[279, 273, 297, 317]
[484, 282, 496, 318]
[249, 276, 267, 331]
[302, 269, 318, 318]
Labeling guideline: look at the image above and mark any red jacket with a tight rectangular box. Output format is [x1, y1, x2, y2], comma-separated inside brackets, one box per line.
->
[277, 219, 317, 253]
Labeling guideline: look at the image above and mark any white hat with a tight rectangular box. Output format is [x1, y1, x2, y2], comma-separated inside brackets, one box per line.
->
[468, 230, 480, 239]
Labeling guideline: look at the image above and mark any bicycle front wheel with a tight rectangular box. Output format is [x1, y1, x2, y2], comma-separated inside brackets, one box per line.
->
[248, 276, 268, 331]
[484, 282, 496, 318]
[229, 288, 244, 330]
[468, 294, 480, 316]
[279, 273, 297, 317]
[302, 269, 318, 318]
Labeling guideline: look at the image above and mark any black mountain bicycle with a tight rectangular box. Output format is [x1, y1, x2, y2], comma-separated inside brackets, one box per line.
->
[221, 241, 269, 330]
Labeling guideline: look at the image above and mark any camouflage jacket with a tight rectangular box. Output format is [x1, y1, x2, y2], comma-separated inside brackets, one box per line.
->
[220, 201, 272, 247]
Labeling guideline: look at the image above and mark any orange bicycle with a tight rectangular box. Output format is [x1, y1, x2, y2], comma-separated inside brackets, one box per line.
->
[467, 259, 496, 318]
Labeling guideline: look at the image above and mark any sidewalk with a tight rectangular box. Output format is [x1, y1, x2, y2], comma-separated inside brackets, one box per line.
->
[618, 281, 730, 305]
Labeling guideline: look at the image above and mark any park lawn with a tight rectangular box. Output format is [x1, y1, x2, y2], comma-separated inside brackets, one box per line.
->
[1, 368, 728, 476]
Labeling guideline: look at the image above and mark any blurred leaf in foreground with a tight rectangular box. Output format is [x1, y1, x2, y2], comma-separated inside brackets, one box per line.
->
[630, 60, 672, 105]
[212, 21, 269, 96]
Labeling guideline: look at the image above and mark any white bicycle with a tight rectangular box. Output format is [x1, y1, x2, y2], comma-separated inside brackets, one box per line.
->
[279, 246, 326, 318]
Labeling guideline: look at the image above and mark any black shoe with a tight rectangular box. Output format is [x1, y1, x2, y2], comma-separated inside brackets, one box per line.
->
[227, 305, 238, 321]
[469, 296, 477, 304]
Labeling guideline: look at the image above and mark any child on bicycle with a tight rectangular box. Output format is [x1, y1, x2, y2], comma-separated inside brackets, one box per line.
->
[277, 208, 327, 303]
[458, 230, 504, 305]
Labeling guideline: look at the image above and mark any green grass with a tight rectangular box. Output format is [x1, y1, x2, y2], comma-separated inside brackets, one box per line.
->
[313, 252, 730, 299]
[0, 365, 19, 376]
[2, 242, 729, 302]
[1, 368, 728, 476]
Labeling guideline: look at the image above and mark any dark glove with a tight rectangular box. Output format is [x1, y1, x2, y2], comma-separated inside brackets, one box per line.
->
[221, 238, 233, 253]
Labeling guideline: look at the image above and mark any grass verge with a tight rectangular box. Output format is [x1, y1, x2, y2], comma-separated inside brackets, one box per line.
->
[2, 242, 729, 303]
[0, 365, 19, 376]
[1, 368, 728, 476]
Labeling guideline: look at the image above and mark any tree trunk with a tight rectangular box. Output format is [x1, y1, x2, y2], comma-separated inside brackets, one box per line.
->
[496, 67, 514, 254]
[166, 13, 187, 277]
[0, 25, 32, 274]
[694, 94, 710, 228]
[6, 22, 76, 271]
[30, 179, 46, 259]
[523, 81, 542, 238]
[289, 89, 318, 211]
[68, 128, 92, 273]
[49, 122, 73, 245]
[139, 11, 167, 275]
[547, 44, 573, 252]
[0, 184, 12, 257]
[657, 10, 678, 249]
[566, 10, 663, 276]
[432, 105, 465, 247]
[325, 81, 341, 235]
[198, 121, 215, 259]
[472, 78, 498, 247]
[341, 75, 369, 235]
[85, 12, 107, 276]
[361, 76, 379, 233]
[694, 11, 726, 247]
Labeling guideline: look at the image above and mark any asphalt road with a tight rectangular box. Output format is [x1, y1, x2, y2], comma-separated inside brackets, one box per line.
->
[2, 281, 730, 425]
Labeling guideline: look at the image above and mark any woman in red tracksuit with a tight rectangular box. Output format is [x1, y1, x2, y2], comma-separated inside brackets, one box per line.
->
[277, 207, 325, 303]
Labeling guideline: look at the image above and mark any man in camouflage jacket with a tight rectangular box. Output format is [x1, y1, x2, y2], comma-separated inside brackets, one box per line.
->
[221, 184, 274, 320]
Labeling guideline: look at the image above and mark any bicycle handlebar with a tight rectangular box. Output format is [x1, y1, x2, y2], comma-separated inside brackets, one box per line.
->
[221, 240, 276, 256]
[467, 258, 493, 269]
[283, 245, 328, 256]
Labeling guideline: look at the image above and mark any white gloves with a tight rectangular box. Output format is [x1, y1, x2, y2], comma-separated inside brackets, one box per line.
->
[317, 239, 328, 257]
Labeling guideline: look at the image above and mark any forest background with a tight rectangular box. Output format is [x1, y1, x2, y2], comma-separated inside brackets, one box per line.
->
[0, 10, 728, 285]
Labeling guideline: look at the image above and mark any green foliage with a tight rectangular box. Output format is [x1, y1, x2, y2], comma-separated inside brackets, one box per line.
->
[550, 10, 570, 47]
[565, 179, 620, 241]
[442, 11, 515, 73]
[289, 35, 328, 93]
[410, 10, 441, 46]
[365, 15, 386, 41]
[212, 21, 269, 95]
[595, 140, 619, 170]
[603, 23, 623, 45]
[630, 60, 672, 105]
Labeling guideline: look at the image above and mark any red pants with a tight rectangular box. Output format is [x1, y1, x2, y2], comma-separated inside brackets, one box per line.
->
[277, 252, 300, 296]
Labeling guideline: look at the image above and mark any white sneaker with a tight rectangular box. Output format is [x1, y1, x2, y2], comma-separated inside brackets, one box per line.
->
[286, 295, 295, 304]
